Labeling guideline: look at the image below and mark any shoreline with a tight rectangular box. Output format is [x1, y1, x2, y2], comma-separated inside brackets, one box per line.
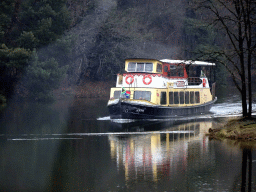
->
[53, 81, 114, 99]
[206, 117, 256, 143]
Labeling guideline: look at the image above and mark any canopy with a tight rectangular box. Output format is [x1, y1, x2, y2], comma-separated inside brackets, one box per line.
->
[160, 59, 215, 66]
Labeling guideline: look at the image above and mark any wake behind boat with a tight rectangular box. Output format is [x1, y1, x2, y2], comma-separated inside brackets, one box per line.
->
[107, 58, 217, 119]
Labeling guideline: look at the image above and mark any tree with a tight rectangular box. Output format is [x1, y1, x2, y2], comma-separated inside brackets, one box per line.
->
[22, 51, 68, 101]
[0, 44, 31, 98]
[0, 0, 71, 103]
[194, 0, 256, 118]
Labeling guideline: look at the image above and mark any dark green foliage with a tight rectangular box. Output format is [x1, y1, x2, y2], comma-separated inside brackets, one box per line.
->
[23, 51, 68, 101]
[18, 0, 71, 48]
[18, 31, 38, 50]
[0, 0, 71, 49]
[0, 44, 31, 68]
[0, 0, 71, 104]
[0, 44, 31, 98]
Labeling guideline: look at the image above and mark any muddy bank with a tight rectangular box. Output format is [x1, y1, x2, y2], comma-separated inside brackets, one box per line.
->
[207, 117, 256, 142]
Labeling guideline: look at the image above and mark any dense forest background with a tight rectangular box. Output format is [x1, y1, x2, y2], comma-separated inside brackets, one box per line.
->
[0, 0, 254, 109]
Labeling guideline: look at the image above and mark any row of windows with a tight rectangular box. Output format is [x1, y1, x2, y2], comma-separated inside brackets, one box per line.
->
[114, 91, 151, 101]
[161, 91, 200, 105]
[127, 62, 162, 73]
[128, 62, 153, 72]
[114, 90, 200, 105]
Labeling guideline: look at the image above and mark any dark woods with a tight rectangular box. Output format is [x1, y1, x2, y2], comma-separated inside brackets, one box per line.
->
[0, 0, 255, 116]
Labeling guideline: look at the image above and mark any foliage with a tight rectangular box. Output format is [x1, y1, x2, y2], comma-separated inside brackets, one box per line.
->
[0, 0, 71, 104]
[83, 1, 186, 81]
[0, 44, 31, 98]
[182, 9, 227, 86]
[191, 0, 256, 117]
[23, 51, 68, 101]
[18, 0, 71, 48]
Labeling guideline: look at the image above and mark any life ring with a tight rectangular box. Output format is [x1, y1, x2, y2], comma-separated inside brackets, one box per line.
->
[143, 75, 152, 85]
[203, 78, 206, 87]
[125, 75, 134, 84]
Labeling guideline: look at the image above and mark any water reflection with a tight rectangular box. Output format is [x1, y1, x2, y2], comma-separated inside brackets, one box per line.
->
[1, 97, 256, 191]
[109, 121, 213, 185]
[241, 148, 253, 192]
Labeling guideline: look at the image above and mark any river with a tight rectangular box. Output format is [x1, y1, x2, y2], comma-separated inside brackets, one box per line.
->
[0, 89, 256, 191]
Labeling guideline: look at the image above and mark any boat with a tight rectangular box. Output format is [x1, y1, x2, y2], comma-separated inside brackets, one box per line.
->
[107, 58, 217, 119]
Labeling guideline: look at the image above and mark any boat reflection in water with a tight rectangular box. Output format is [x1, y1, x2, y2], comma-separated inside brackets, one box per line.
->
[108, 120, 213, 185]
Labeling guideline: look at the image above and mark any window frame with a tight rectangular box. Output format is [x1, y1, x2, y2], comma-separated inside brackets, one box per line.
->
[134, 91, 151, 102]
[127, 62, 153, 72]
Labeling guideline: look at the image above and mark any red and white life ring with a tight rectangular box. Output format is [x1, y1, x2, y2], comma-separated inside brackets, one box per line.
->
[125, 74, 134, 84]
[143, 75, 152, 85]
[202, 78, 206, 87]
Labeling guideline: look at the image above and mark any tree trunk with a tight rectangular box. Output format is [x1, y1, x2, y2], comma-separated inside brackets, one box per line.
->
[236, 0, 247, 117]
[246, 0, 252, 118]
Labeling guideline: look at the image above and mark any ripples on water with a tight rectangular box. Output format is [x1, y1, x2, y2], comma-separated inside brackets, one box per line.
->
[0, 98, 256, 191]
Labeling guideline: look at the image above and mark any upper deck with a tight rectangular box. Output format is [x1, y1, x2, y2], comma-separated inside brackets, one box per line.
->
[125, 59, 163, 74]
[116, 58, 215, 88]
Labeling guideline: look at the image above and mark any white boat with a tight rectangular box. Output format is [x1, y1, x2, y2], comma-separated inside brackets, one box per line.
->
[107, 58, 217, 119]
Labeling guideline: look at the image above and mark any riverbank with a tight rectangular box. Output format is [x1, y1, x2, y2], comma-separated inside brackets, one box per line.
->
[54, 81, 114, 99]
[207, 117, 256, 142]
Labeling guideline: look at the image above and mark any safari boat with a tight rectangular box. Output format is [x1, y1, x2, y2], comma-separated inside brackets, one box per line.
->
[107, 58, 217, 119]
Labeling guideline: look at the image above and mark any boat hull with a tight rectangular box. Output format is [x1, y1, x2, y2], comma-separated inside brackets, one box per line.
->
[108, 97, 217, 119]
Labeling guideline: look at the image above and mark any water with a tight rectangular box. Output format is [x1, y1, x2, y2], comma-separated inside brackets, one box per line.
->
[0, 94, 256, 191]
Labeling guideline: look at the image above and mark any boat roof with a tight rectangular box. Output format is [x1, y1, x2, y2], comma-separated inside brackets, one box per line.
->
[160, 59, 215, 66]
[125, 58, 162, 62]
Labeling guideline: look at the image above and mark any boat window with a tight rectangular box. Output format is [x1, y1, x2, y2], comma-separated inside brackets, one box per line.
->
[180, 92, 184, 104]
[169, 65, 177, 76]
[164, 66, 168, 72]
[169, 91, 198, 105]
[169, 65, 184, 77]
[134, 91, 151, 101]
[114, 91, 121, 99]
[169, 92, 174, 104]
[195, 91, 200, 103]
[145, 63, 153, 72]
[190, 91, 195, 104]
[185, 91, 189, 104]
[137, 63, 144, 72]
[157, 63, 162, 72]
[174, 92, 179, 104]
[128, 62, 136, 71]
[177, 65, 184, 77]
[160, 92, 166, 105]
[127, 62, 153, 72]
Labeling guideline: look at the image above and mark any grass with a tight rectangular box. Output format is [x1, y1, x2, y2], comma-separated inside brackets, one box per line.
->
[207, 117, 256, 142]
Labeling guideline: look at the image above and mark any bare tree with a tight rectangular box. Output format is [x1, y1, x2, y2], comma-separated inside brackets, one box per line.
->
[195, 0, 256, 118]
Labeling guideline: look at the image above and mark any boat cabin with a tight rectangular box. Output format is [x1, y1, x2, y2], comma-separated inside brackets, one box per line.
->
[109, 58, 215, 108]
